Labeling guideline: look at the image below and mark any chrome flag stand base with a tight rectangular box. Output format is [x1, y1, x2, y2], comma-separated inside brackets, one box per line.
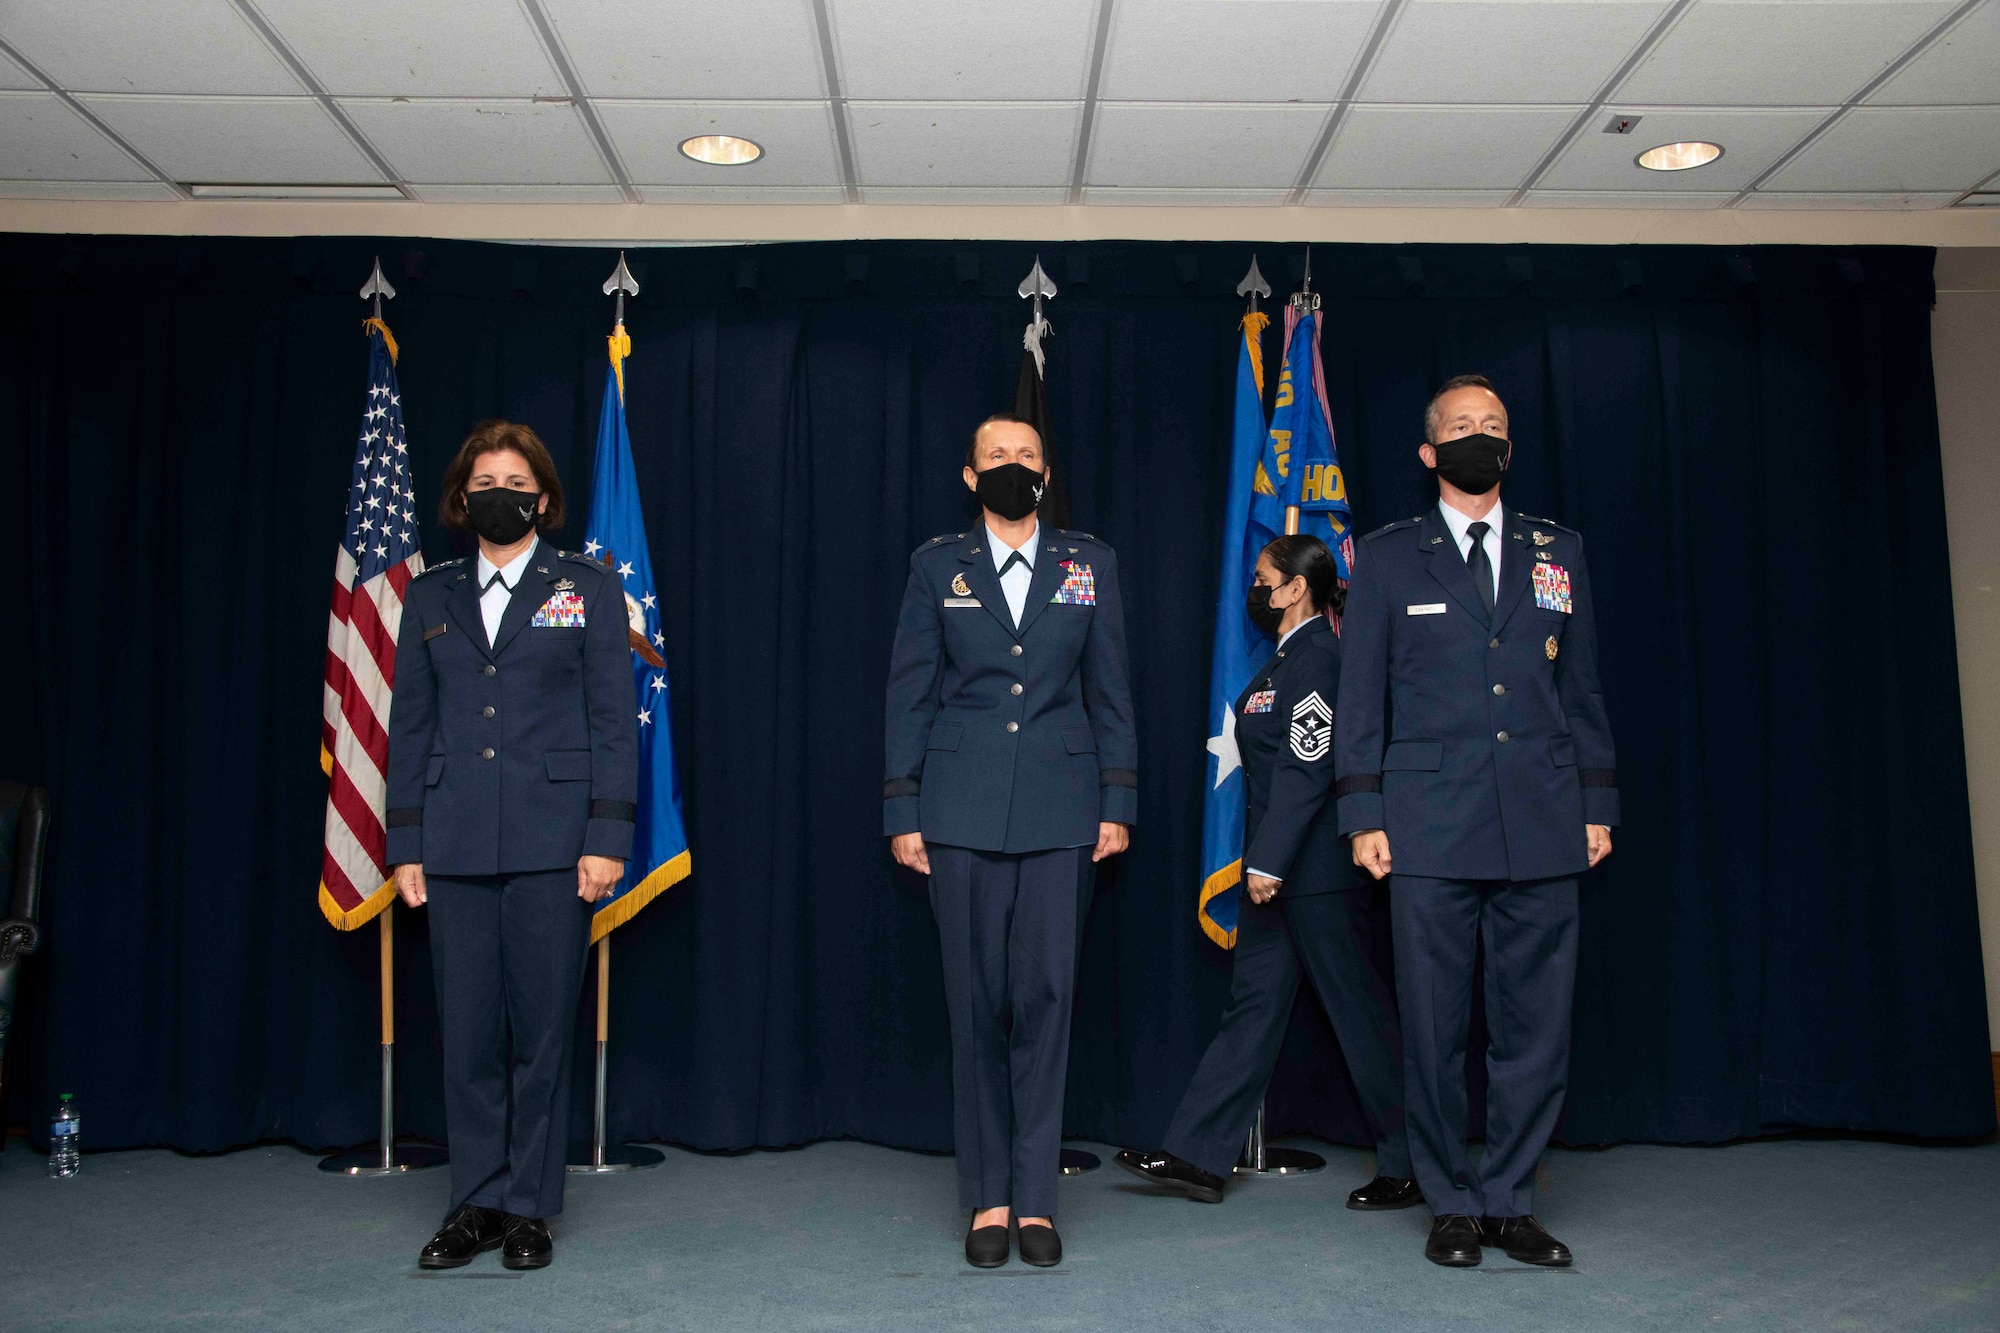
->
[320, 912, 446, 1176]
[1234, 1103, 1326, 1176]
[569, 936, 664, 1174]
[1060, 1147, 1101, 1175]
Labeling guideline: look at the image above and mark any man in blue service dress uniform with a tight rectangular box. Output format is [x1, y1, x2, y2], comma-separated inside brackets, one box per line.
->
[386, 423, 638, 1271]
[1335, 375, 1618, 1269]
[884, 413, 1136, 1270]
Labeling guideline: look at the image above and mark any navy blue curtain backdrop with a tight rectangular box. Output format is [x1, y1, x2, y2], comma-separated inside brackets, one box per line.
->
[0, 235, 1989, 1157]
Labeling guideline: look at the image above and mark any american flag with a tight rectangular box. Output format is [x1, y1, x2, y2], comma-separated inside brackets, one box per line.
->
[319, 320, 424, 929]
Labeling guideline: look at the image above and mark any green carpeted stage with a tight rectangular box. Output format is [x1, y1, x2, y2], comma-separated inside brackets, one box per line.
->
[7, 1134, 1999, 1331]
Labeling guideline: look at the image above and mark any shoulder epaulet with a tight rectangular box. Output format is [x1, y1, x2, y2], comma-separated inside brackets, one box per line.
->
[916, 532, 967, 554]
[412, 557, 464, 581]
[556, 549, 608, 568]
[1058, 529, 1110, 551]
[1513, 515, 1577, 535]
[1363, 517, 1423, 540]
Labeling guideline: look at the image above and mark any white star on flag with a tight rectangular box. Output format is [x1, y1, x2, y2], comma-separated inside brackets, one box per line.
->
[617, 561, 635, 578]
[584, 539, 603, 557]
[651, 675, 665, 692]
[1205, 706, 1241, 789]
[641, 592, 656, 609]
[637, 708, 652, 726]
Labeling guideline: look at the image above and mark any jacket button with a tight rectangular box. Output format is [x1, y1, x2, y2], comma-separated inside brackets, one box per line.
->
[1491, 684, 1505, 697]
[1005, 721, 1019, 733]
[1010, 644, 1023, 657]
[1496, 731, 1510, 744]
[482, 706, 495, 718]
[481, 747, 496, 760]
[483, 664, 497, 677]
[1488, 638, 1499, 649]
[1011, 683, 1023, 696]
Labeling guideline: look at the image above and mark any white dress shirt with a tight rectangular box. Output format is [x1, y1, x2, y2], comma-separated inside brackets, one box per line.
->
[475, 545, 534, 648]
[1247, 616, 1318, 885]
[1436, 497, 1505, 604]
[990, 521, 1040, 629]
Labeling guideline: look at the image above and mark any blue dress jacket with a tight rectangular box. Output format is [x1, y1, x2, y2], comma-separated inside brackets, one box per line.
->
[1238, 615, 1352, 897]
[1333, 507, 1618, 882]
[883, 524, 1137, 853]
[386, 537, 638, 875]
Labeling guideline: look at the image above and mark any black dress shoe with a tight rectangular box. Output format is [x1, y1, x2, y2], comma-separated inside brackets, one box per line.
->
[965, 1215, 1009, 1268]
[501, 1216, 554, 1270]
[1112, 1149, 1226, 1204]
[1424, 1214, 1484, 1268]
[1347, 1175, 1422, 1211]
[418, 1204, 508, 1269]
[1481, 1215, 1572, 1267]
[1017, 1222, 1062, 1268]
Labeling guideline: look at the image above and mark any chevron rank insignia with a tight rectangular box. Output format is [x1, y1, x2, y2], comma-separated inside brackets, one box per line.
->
[1050, 560, 1096, 606]
[1289, 690, 1332, 762]
[529, 592, 587, 627]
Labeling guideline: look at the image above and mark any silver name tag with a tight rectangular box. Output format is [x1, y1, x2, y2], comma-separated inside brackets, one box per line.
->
[944, 597, 983, 608]
[1406, 603, 1447, 616]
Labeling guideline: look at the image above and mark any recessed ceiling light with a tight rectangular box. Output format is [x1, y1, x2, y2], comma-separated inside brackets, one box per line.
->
[1637, 141, 1723, 172]
[679, 135, 763, 166]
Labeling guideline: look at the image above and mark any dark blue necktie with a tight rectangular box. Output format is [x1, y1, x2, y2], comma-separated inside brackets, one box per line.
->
[1466, 521, 1495, 620]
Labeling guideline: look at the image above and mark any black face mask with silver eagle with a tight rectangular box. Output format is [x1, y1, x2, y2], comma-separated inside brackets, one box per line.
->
[465, 487, 542, 545]
[974, 463, 1045, 522]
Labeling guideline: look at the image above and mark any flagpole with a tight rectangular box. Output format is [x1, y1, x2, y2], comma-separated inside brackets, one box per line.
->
[1236, 252, 1325, 1180]
[570, 252, 663, 1175]
[321, 259, 445, 1177]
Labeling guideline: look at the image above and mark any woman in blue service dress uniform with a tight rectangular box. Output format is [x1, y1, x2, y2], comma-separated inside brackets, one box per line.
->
[385, 421, 638, 1272]
[883, 414, 1138, 1270]
[1115, 535, 1416, 1213]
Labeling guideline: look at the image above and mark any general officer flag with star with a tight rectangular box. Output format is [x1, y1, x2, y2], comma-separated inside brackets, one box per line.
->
[582, 327, 691, 940]
[1197, 310, 1273, 949]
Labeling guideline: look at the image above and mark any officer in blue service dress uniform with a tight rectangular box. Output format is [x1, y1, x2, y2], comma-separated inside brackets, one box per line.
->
[1114, 534, 1415, 1212]
[386, 421, 638, 1272]
[1334, 376, 1617, 1269]
[884, 413, 1137, 1270]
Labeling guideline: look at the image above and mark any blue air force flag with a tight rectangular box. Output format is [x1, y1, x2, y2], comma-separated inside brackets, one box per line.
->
[1197, 311, 1273, 949]
[583, 333, 691, 940]
[1252, 308, 1353, 578]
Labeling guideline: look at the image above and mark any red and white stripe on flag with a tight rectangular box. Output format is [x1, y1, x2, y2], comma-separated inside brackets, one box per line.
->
[320, 322, 424, 929]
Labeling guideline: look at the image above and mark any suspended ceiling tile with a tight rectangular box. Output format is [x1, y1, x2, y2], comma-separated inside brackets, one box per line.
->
[1520, 189, 1733, 207]
[1314, 105, 1578, 190]
[253, 0, 562, 97]
[1769, 105, 2000, 191]
[77, 95, 380, 183]
[1304, 188, 1517, 205]
[828, 0, 1096, 100]
[340, 97, 612, 184]
[0, 92, 153, 180]
[638, 184, 848, 202]
[1079, 186, 1292, 205]
[1362, 0, 1672, 105]
[860, 186, 1071, 203]
[1, 0, 304, 94]
[849, 102, 1080, 187]
[540, 0, 826, 99]
[1099, 0, 1381, 103]
[1869, 2, 2000, 105]
[0, 179, 179, 198]
[1539, 106, 1826, 191]
[597, 100, 840, 186]
[1739, 189, 1960, 208]
[414, 183, 626, 202]
[1614, 0, 1960, 106]
[1087, 102, 1329, 189]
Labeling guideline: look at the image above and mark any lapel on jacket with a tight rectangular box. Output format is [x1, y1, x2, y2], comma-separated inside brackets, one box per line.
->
[1418, 508, 1490, 625]
[958, 527, 1015, 639]
[489, 538, 562, 658]
[1012, 529, 1069, 640]
[1490, 510, 1536, 634]
[445, 560, 488, 656]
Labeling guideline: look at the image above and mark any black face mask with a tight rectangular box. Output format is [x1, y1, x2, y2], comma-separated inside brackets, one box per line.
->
[974, 463, 1046, 522]
[465, 487, 542, 545]
[1245, 584, 1285, 638]
[1430, 432, 1510, 495]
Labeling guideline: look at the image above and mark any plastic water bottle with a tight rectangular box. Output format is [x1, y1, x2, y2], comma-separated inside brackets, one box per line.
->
[48, 1093, 80, 1178]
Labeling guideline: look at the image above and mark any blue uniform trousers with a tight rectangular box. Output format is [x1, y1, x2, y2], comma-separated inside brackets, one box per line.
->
[1163, 885, 1411, 1182]
[1392, 874, 1578, 1218]
[928, 843, 1092, 1219]
[427, 869, 592, 1220]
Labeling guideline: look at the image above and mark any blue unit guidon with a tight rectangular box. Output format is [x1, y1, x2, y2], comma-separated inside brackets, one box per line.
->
[1051, 560, 1096, 605]
[530, 591, 587, 627]
[1531, 563, 1573, 614]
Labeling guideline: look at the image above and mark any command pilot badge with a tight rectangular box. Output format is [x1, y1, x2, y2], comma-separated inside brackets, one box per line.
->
[1532, 530, 1555, 547]
[951, 571, 971, 597]
[1289, 690, 1333, 763]
[1546, 635, 1559, 660]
